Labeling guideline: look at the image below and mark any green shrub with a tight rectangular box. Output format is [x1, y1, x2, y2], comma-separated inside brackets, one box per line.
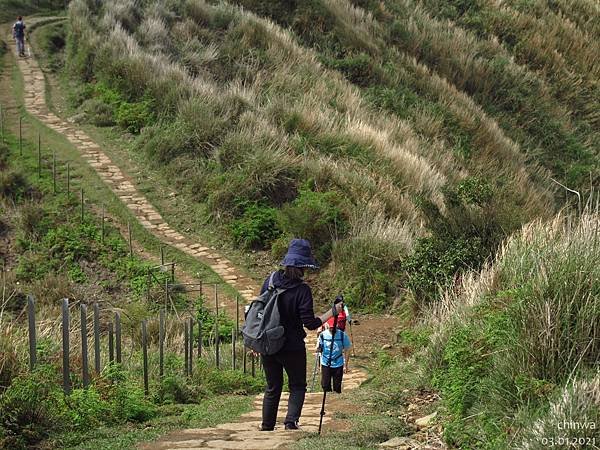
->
[80, 98, 115, 126]
[432, 325, 488, 416]
[324, 53, 382, 87]
[66, 388, 109, 429]
[100, 365, 157, 423]
[230, 202, 281, 249]
[404, 236, 486, 304]
[93, 81, 124, 108]
[42, 224, 95, 267]
[116, 97, 155, 134]
[278, 189, 347, 262]
[330, 237, 402, 311]
[0, 365, 68, 449]
[0, 170, 29, 201]
[456, 177, 493, 206]
[195, 297, 236, 342]
[155, 375, 198, 404]
[192, 361, 264, 396]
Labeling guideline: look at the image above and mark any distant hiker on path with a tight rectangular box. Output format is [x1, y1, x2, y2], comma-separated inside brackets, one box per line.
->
[13, 16, 26, 57]
[319, 321, 352, 393]
[257, 239, 343, 431]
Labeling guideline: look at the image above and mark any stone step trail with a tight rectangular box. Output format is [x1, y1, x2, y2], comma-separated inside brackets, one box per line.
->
[12, 27, 258, 303]
[141, 369, 369, 449]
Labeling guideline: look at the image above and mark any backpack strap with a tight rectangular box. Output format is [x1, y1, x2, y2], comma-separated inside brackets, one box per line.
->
[267, 271, 289, 296]
[267, 272, 276, 291]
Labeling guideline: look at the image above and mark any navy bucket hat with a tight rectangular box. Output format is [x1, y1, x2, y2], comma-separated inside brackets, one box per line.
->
[280, 239, 319, 269]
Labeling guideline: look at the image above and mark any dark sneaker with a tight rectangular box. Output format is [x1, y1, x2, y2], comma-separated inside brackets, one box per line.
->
[259, 425, 274, 431]
[284, 422, 300, 430]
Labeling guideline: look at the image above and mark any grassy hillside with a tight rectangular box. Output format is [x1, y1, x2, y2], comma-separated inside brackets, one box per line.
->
[302, 207, 599, 449]
[59, 0, 595, 311]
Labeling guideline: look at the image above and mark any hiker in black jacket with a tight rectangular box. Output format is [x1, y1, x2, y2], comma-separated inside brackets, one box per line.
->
[259, 238, 343, 431]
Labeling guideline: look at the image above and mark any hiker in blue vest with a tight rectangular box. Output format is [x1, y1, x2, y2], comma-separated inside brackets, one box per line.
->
[13, 17, 26, 58]
[258, 239, 343, 431]
[319, 321, 352, 393]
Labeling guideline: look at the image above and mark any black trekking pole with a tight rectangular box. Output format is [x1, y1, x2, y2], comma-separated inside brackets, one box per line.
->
[318, 295, 343, 434]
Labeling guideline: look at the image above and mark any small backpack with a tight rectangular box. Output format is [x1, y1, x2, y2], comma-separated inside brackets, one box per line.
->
[325, 308, 346, 331]
[14, 22, 25, 38]
[241, 272, 287, 355]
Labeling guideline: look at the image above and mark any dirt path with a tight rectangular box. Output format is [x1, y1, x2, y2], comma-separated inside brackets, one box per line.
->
[7, 18, 258, 303]
[140, 331, 369, 450]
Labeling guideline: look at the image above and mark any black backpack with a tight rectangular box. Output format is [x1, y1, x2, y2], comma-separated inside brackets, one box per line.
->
[14, 22, 25, 38]
[241, 272, 288, 355]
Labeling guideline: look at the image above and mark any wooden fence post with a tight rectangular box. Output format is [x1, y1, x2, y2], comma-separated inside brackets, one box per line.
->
[236, 296, 240, 335]
[142, 320, 149, 395]
[19, 117, 22, 156]
[189, 318, 194, 377]
[62, 299, 71, 394]
[101, 205, 105, 243]
[52, 151, 56, 194]
[159, 309, 165, 378]
[232, 328, 236, 371]
[197, 319, 202, 359]
[27, 295, 36, 371]
[108, 322, 114, 363]
[214, 284, 219, 369]
[37, 134, 41, 179]
[251, 353, 255, 377]
[164, 278, 169, 310]
[81, 304, 89, 388]
[115, 312, 122, 364]
[66, 162, 70, 197]
[243, 348, 247, 374]
[93, 303, 100, 373]
[184, 320, 189, 377]
[80, 188, 84, 222]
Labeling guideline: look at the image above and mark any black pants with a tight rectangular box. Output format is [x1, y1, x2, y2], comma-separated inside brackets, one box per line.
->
[321, 365, 344, 393]
[261, 350, 307, 429]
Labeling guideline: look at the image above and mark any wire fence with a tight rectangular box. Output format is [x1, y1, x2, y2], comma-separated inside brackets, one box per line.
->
[0, 104, 261, 395]
[26, 294, 260, 395]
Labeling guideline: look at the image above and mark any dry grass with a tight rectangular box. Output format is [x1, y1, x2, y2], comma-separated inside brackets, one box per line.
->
[68, 0, 453, 244]
[517, 374, 600, 449]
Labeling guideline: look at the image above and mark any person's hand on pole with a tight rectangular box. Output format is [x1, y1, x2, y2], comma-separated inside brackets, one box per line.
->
[319, 301, 343, 323]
